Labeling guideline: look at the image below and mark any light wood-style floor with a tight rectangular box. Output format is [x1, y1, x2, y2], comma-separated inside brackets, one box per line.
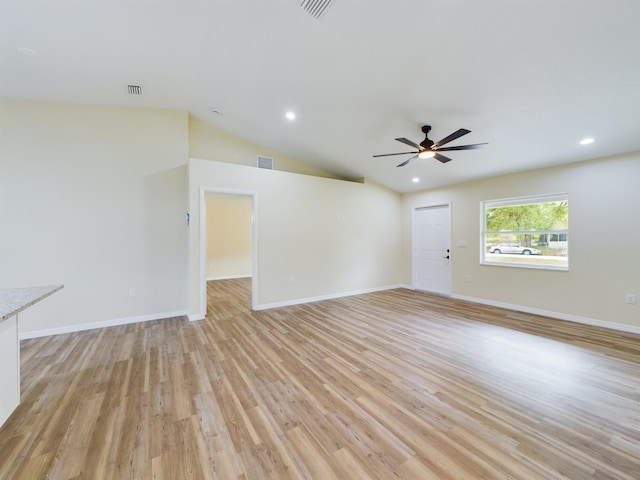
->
[1, 279, 639, 479]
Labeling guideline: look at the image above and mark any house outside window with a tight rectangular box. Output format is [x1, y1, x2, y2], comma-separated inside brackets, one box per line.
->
[481, 194, 569, 270]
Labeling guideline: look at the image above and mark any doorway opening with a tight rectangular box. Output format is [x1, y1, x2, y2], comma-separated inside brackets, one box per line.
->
[199, 188, 258, 318]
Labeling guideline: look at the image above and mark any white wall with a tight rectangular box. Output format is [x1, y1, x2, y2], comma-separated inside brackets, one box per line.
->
[2, 102, 397, 333]
[0, 102, 189, 334]
[188, 158, 403, 316]
[205, 193, 253, 279]
[5, 101, 636, 334]
[402, 153, 640, 330]
[189, 116, 342, 179]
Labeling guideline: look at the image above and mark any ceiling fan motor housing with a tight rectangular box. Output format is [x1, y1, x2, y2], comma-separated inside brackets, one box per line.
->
[420, 125, 434, 149]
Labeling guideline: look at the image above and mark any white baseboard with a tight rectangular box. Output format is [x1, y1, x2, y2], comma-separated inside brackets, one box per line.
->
[18, 289, 637, 338]
[206, 274, 252, 281]
[19, 310, 189, 340]
[450, 294, 640, 335]
[255, 284, 406, 311]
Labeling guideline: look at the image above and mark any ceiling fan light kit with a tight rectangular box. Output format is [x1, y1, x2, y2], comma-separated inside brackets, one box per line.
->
[373, 125, 488, 167]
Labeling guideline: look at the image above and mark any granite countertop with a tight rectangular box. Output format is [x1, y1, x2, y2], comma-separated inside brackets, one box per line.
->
[0, 285, 64, 322]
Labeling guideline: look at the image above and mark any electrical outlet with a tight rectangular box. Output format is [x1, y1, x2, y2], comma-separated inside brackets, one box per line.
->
[464, 274, 472, 283]
[289, 276, 296, 284]
[625, 294, 636, 304]
[129, 288, 136, 298]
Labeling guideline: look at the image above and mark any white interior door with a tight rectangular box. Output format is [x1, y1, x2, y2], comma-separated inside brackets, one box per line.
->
[413, 204, 451, 295]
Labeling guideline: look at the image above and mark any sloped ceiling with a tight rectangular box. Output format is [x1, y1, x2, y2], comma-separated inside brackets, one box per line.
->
[2, 0, 639, 192]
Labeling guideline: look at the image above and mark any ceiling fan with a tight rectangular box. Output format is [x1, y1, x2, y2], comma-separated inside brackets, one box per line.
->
[373, 125, 488, 167]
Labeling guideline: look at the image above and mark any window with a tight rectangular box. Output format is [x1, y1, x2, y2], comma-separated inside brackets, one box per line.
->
[481, 194, 568, 270]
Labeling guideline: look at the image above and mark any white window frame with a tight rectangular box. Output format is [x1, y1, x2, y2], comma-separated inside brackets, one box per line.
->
[481, 193, 569, 271]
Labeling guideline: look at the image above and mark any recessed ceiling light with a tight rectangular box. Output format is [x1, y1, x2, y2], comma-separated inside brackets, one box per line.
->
[580, 137, 594, 145]
[418, 151, 435, 159]
[17, 47, 37, 56]
[285, 111, 296, 121]
[412, 177, 420, 183]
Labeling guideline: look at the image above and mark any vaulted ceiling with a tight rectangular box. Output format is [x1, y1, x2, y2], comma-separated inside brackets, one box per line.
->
[2, 0, 639, 192]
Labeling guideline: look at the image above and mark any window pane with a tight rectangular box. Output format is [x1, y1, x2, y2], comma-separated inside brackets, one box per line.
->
[482, 195, 568, 270]
[486, 201, 568, 232]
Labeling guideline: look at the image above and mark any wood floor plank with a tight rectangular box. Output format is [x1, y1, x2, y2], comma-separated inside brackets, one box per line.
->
[0, 278, 638, 479]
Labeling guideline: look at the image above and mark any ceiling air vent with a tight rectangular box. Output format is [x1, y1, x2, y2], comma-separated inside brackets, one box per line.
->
[298, 0, 334, 20]
[257, 155, 274, 170]
[127, 84, 143, 95]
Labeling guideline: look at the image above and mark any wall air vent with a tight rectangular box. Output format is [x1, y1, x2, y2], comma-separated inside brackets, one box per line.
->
[297, 0, 334, 20]
[257, 155, 274, 170]
[127, 84, 143, 95]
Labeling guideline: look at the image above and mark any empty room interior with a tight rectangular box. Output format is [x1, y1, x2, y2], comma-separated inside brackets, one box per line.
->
[1, 1, 639, 479]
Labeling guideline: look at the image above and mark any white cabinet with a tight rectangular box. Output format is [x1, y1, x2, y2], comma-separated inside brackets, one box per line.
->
[0, 315, 20, 426]
[0, 285, 63, 427]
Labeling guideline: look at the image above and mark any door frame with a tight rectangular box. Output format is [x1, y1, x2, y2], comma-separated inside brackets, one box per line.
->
[412, 201, 452, 295]
[199, 187, 258, 316]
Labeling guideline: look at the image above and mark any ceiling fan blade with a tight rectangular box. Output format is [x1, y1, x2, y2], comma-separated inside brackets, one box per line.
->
[435, 143, 488, 152]
[395, 137, 422, 149]
[432, 128, 471, 148]
[434, 153, 453, 164]
[397, 155, 418, 167]
[372, 151, 419, 158]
